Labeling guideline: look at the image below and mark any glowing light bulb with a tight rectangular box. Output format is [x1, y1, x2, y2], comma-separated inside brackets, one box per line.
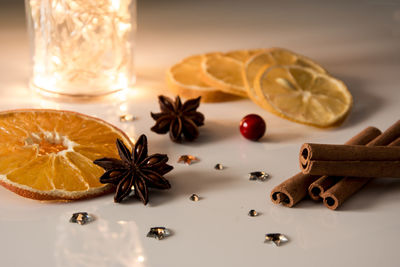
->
[111, 0, 121, 10]
[119, 103, 128, 112]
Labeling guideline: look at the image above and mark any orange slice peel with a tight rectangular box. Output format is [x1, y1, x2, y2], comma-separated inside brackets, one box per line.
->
[0, 109, 133, 201]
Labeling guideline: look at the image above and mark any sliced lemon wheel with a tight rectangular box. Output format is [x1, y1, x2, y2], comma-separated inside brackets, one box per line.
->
[0, 109, 132, 201]
[254, 65, 352, 127]
[200, 49, 264, 97]
[167, 54, 237, 102]
[243, 48, 326, 107]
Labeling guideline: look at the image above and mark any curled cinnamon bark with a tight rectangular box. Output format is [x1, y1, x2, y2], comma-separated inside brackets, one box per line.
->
[270, 126, 381, 207]
[271, 173, 318, 207]
[321, 120, 400, 210]
[300, 144, 400, 178]
[308, 175, 341, 201]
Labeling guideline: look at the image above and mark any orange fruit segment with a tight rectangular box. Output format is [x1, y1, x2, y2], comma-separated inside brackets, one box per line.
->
[0, 109, 132, 201]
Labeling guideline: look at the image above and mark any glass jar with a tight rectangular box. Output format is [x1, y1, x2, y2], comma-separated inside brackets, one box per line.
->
[25, 0, 136, 98]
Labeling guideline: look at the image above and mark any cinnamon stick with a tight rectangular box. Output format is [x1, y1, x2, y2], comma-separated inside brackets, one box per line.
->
[270, 126, 381, 207]
[308, 127, 383, 200]
[308, 175, 340, 201]
[300, 144, 400, 178]
[321, 120, 400, 210]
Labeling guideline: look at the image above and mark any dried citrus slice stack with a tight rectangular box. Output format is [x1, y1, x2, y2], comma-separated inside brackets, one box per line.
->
[0, 109, 132, 201]
[254, 65, 353, 127]
[167, 55, 237, 102]
[167, 48, 353, 127]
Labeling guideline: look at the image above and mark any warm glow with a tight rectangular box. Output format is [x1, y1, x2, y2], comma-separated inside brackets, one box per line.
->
[28, 0, 135, 96]
[54, 2, 63, 14]
[111, 0, 121, 10]
[116, 73, 129, 89]
[119, 103, 128, 112]
[118, 22, 131, 32]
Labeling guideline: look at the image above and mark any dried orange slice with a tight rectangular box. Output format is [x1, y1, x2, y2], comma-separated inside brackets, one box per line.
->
[167, 54, 237, 102]
[224, 49, 265, 62]
[200, 49, 264, 97]
[0, 109, 132, 201]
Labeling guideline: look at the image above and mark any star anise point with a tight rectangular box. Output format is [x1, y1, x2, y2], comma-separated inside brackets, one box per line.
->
[93, 135, 173, 204]
[150, 95, 205, 142]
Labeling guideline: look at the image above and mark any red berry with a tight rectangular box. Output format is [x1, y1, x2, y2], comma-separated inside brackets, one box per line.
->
[239, 114, 266, 141]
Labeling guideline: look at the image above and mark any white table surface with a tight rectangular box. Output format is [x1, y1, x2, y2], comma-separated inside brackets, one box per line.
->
[0, 1, 400, 266]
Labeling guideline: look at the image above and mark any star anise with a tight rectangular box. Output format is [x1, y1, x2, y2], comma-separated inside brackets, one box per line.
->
[150, 95, 205, 142]
[93, 134, 172, 205]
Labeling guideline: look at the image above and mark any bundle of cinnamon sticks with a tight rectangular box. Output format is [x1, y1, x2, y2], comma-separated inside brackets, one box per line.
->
[270, 120, 400, 210]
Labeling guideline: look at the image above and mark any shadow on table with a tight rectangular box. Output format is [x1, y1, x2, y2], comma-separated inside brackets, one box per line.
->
[335, 74, 385, 129]
[260, 130, 310, 143]
[336, 178, 400, 211]
[188, 120, 239, 145]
